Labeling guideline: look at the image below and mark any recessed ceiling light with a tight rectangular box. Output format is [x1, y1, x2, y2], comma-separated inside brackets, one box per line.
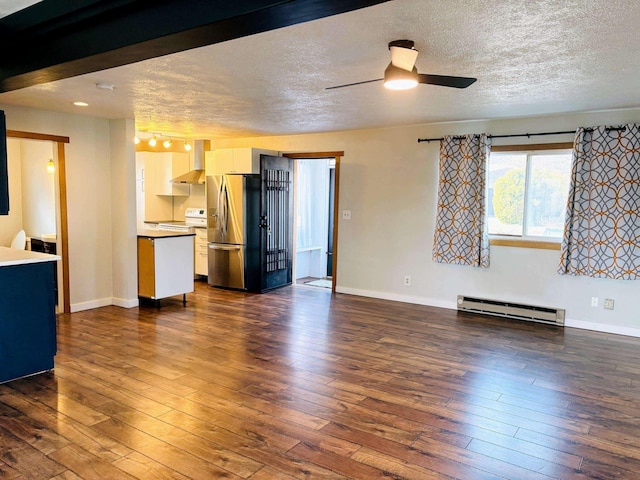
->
[73, 101, 89, 107]
[96, 82, 114, 91]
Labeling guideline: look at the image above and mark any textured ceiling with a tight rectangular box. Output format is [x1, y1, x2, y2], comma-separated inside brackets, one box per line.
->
[0, 0, 40, 18]
[1, 0, 640, 139]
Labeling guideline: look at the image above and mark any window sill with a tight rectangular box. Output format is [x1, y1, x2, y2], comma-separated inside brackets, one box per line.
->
[489, 238, 561, 250]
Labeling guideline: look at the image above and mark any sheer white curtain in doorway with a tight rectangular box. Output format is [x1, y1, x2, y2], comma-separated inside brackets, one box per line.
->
[296, 160, 329, 249]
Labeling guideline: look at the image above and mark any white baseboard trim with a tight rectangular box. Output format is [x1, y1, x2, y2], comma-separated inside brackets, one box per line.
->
[112, 297, 139, 309]
[70, 297, 139, 312]
[70, 297, 112, 313]
[335, 286, 640, 339]
[565, 318, 640, 338]
[335, 286, 458, 310]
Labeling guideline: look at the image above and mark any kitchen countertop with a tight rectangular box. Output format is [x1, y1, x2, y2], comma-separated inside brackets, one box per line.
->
[0, 246, 61, 267]
[138, 230, 195, 238]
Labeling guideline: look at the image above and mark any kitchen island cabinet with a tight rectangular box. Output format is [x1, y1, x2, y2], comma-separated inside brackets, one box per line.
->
[138, 231, 195, 305]
[0, 247, 60, 384]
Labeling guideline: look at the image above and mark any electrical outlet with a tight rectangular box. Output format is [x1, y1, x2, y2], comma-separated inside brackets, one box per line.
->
[404, 275, 411, 286]
[591, 297, 599, 308]
[342, 210, 351, 220]
[604, 298, 615, 310]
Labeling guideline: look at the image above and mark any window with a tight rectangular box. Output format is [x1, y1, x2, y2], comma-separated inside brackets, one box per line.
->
[487, 147, 572, 242]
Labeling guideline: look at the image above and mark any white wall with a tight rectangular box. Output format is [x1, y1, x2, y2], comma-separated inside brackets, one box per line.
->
[20, 140, 56, 238]
[1, 102, 637, 336]
[173, 184, 205, 220]
[0, 139, 23, 246]
[213, 108, 640, 337]
[1, 103, 115, 311]
[135, 152, 145, 230]
[110, 119, 138, 308]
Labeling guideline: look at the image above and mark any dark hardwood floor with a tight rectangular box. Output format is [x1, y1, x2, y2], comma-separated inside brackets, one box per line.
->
[1, 282, 640, 479]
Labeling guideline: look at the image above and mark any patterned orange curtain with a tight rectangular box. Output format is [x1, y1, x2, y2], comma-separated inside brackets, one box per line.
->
[559, 124, 640, 279]
[432, 134, 490, 267]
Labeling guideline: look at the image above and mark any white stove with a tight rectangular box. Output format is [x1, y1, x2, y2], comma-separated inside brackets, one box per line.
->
[185, 208, 207, 228]
[158, 208, 207, 232]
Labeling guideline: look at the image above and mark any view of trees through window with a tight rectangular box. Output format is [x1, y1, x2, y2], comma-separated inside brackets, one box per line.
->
[487, 150, 572, 238]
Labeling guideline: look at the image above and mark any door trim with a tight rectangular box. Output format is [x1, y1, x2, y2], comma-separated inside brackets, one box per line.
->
[284, 151, 343, 293]
[7, 130, 71, 313]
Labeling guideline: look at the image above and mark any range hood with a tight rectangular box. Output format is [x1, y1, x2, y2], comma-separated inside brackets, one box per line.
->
[171, 140, 210, 184]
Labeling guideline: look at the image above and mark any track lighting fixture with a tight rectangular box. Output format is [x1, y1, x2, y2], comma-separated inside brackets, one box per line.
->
[135, 132, 195, 151]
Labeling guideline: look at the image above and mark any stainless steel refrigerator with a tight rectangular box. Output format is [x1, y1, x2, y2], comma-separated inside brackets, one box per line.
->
[206, 174, 261, 291]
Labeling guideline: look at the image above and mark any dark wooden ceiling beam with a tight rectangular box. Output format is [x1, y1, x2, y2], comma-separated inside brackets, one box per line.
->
[0, 0, 391, 92]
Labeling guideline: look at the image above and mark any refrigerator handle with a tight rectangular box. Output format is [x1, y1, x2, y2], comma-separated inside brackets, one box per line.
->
[222, 182, 230, 236]
[218, 178, 226, 238]
[208, 244, 241, 251]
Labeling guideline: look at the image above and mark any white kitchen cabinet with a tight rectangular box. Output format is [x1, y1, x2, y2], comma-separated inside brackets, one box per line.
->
[138, 232, 194, 303]
[205, 148, 277, 175]
[194, 228, 208, 276]
[142, 152, 190, 196]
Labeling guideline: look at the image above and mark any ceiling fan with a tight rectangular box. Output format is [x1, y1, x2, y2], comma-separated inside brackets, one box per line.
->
[326, 40, 476, 91]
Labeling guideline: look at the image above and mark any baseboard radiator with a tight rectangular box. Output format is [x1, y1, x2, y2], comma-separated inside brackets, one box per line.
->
[457, 295, 565, 326]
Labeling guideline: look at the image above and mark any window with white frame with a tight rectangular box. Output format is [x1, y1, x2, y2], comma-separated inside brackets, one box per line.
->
[487, 148, 572, 240]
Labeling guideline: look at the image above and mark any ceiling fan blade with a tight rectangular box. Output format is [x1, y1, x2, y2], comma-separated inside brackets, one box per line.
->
[417, 74, 477, 89]
[325, 78, 383, 90]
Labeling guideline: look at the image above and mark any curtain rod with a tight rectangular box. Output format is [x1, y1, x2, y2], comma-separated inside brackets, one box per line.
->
[416, 126, 627, 143]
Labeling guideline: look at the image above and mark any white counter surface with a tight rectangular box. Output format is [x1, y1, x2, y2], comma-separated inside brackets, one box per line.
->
[0, 246, 61, 267]
[138, 230, 195, 238]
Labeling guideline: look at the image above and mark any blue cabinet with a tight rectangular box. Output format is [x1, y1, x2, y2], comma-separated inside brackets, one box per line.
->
[0, 261, 57, 383]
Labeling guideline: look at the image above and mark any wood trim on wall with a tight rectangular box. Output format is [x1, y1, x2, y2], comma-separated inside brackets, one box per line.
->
[490, 142, 573, 152]
[7, 130, 69, 144]
[56, 142, 71, 313]
[7, 130, 71, 313]
[490, 238, 561, 250]
[331, 156, 341, 292]
[285, 151, 344, 293]
[283, 151, 344, 159]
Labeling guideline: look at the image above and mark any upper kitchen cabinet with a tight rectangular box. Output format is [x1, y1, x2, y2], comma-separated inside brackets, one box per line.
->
[142, 152, 190, 196]
[205, 148, 277, 175]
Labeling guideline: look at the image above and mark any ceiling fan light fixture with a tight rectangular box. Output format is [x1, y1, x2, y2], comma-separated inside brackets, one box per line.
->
[383, 64, 418, 90]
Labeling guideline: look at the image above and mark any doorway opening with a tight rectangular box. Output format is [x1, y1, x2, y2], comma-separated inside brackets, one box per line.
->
[7, 130, 70, 313]
[284, 151, 342, 292]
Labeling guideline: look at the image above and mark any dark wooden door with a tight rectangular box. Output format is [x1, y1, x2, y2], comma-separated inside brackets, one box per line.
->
[260, 155, 294, 291]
